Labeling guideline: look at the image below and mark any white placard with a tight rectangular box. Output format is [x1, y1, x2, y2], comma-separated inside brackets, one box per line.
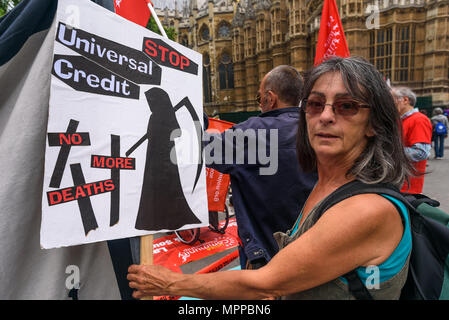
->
[41, 0, 208, 249]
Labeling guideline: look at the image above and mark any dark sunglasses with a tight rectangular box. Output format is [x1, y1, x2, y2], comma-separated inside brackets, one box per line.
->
[302, 98, 370, 116]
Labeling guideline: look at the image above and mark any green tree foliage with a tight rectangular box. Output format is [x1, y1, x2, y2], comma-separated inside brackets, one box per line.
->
[146, 16, 177, 41]
[0, 0, 21, 17]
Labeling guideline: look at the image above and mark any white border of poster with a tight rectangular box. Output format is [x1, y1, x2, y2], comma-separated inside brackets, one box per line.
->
[40, 0, 208, 249]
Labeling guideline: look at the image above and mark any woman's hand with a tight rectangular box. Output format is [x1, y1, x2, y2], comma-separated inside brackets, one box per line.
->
[127, 264, 179, 299]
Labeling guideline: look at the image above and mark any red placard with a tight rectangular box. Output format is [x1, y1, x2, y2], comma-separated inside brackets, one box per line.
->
[152, 217, 240, 270]
[206, 118, 234, 211]
[154, 250, 239, 300]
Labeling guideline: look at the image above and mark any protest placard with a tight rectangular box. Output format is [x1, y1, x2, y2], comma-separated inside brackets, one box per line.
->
[41, 0, 208, 249]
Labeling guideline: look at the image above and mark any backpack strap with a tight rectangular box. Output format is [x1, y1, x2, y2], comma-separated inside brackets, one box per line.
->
[313, 180, 403, 218]
[343, 270, 373, 300]
[313, 180, 406, 300]
[401, 193, 440, 209]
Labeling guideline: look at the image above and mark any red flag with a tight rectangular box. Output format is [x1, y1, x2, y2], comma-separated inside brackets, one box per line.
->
[207, 118, 234, 133]
[314, 0, 350, 66]
[114, 0, 153, 27]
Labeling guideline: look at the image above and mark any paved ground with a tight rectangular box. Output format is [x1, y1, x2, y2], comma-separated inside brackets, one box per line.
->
[422, 138, 449, 212]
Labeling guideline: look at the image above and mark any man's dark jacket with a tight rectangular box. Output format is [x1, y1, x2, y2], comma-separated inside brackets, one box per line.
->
[205, 107, 317, 267]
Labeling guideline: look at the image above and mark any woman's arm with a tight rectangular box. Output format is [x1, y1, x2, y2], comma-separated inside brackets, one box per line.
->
[127, 194, 403, 299]
[128, 265, 274, 300]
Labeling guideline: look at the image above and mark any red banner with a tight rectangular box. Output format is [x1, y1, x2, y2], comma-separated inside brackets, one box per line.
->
[206, 118, 234, 211]
[155, 250, 239, 300]
[114, 0, 152, 27]
[314, 0, 350, 66]
[207, 118, 235, 133]
[153, 217, 240, 270]
[205, 168, 230, 211]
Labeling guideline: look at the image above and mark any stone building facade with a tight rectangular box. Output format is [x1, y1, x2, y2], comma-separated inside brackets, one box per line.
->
[155, 0, 236, 115]
[156, 0, 449, 115]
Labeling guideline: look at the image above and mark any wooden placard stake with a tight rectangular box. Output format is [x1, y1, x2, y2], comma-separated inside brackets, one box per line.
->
[140, 234, 154, 300]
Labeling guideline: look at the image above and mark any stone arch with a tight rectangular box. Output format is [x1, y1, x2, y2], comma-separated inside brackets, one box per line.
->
[199, 24, 210, 42]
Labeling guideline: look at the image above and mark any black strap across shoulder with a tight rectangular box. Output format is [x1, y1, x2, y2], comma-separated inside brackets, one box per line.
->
[343, 270, 373, 300]
[313, 180, 404, 219]
[314, 180, 406, 300]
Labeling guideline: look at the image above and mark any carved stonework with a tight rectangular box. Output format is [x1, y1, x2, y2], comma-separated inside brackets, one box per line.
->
[232, 2, 245, 27]
[256, 0, 272, 11]
[244, 0, 255, 20]
[153, 0, 449, 112]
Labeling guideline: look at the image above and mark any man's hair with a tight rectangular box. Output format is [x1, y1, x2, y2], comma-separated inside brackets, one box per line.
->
[297, 56, 415, 187]
[433, 107, 443, 116]
[392, 86, 417, 107]
[264, 65, 303, 106]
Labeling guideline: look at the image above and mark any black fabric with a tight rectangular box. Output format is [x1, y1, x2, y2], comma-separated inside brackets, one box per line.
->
[313, 180, 449, 300]
[205, 107, 317, 268]
[107, 238, 136, 300]
[343, 270, 373, 300]
[313, 181, 399, 217]
[68, 287, 79, 300]
[402, 214, 449, 299]
[91, 0, 115, 12]
[0, 0, 57, 66]
[247, 257, 268, 270]
[402, 193, 440, 209]
[0, 0, 114, 67]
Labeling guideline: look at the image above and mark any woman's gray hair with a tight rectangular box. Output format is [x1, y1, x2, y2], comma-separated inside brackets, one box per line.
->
[297, 56, 415, 187]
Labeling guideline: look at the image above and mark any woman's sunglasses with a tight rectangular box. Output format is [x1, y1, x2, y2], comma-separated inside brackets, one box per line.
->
[302, 97, 370, 116]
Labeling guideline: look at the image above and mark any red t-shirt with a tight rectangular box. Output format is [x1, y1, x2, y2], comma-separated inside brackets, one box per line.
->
[401, 111, 432, 194]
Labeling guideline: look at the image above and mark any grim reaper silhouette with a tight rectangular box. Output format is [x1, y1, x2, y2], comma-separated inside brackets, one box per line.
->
[126, 87, 203, 231]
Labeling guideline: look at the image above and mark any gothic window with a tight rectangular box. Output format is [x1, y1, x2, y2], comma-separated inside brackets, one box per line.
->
[369, 27, 393, 81]
[200, 25, 210, 42]
[218, 22, 231, 38]
[218, 52, 234, 90]
[203, 54, 212, 103]
[370, 25, 414, 83]
[244, 25, 256, 57]
[256, 18, 266, 52]
[349, 3, 355, 13]
[395, 25, 414, 82]
[181, 35, 188, 47]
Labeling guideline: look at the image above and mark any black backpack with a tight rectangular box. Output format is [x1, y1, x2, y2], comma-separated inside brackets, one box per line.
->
[314, 180, 449, 300]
